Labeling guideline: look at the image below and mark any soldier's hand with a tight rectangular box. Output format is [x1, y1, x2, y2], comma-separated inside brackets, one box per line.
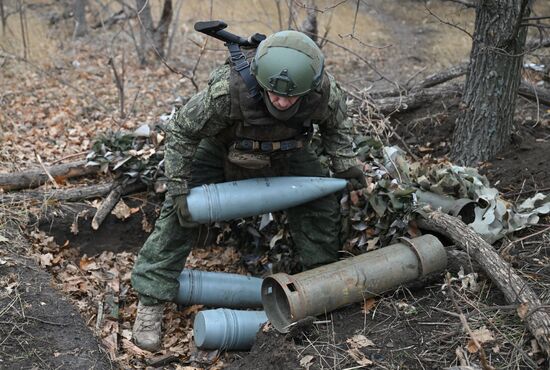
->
[173, 194, 198, 228]
[334, 166, 366, 190]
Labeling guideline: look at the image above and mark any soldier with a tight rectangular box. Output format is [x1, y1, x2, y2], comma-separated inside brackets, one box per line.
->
[131, 30, 365, 351]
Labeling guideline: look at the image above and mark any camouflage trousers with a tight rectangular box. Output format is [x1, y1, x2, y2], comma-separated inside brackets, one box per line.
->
[131, 138, 341, 305]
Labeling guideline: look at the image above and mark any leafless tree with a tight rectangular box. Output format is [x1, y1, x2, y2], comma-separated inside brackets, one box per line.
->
[135, 0, 173, 65]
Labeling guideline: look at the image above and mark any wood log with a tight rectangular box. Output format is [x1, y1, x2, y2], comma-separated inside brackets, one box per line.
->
[375, 85, 462, 114]
[417, 210, 550, 358]
[91, 183, 124, 230]
[0, 182, 146, 204]
[371, 79, 549, 115]
[371, 63, 468, 99]
[0, 160, 99, 191]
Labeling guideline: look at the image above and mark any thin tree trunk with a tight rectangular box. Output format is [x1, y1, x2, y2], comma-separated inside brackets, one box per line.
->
[73, 0, 88, 37]
[0, 0, 5, 34]
[450, 0, 531, 166]
[134, 0, 172, 64]
[135, 0, 154, 65]
[153, 0, 172, 58]
[300, 0, 317, 42]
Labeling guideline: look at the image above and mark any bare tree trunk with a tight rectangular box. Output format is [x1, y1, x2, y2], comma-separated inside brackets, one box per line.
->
[73, 0, 88, 37]
[1, 0, 6, 34]
[300, 0, 317, 42]
[136, 0, 154, 65]
[135, 0, 173, 65]
[450, 0, 531, 166]
[153, 0, 172, 57]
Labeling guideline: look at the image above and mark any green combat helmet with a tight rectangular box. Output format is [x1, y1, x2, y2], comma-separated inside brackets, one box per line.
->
[250, 30, 324, 97]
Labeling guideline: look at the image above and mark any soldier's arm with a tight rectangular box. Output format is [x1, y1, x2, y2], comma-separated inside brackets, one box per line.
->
[164, 65, 231, 197]
[317, 73, 358, 173]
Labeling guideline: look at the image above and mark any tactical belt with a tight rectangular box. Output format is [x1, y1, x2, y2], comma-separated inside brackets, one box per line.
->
[235, 138, 305, 152]
[227, 43, 262, 103]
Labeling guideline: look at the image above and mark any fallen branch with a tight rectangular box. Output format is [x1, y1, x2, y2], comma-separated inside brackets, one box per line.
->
[91, 183, 125, 230]
[518, 81, 550, 107]
[417, 210, 550, 358]
[374, 85, 462, 114]
[0, 160, 99, 191]
[0, 182, 145, 204]
[371, 63, 468, 98]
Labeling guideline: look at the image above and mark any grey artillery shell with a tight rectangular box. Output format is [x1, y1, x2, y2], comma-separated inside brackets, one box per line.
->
[194, 309, 268, 350]
[186, 176, 347, 223]
[176, 270, 262, 308]
[415, 190, 477, 224]
[261, 234, 447, 332]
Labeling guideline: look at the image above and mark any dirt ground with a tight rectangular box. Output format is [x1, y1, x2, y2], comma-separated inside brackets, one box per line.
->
[2, 0, 550, 369]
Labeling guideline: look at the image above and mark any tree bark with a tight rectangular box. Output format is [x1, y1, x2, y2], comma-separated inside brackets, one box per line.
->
[300, 1, 318, 43]
[450, 0, 531, 166]
[73, 0, 88, 37]
[0, 160, 99, 191]
[153, 0, 172, 58]
[135, 0, 173, 64]
[375, 85, 462, 114]
[91, 183, 124, 230]
[417, 210, 550, 358]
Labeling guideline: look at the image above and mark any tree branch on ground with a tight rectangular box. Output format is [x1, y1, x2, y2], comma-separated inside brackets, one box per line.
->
[417, 210, 550, 358]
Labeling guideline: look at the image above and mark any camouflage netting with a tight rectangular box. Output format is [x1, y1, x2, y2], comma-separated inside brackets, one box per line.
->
[87, 124, 550, 273]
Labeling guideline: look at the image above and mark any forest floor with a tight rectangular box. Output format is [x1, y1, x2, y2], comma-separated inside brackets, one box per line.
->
[1, 1, 550, 369]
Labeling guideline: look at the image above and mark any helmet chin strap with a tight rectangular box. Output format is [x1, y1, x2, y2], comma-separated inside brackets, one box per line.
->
[262, 90, 302, 121]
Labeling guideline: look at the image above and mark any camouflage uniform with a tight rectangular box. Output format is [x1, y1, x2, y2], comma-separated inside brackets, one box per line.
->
[131, 63, 357, 306]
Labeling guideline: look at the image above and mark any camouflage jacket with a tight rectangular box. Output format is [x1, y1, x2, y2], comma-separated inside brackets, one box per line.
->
[164, 64, 358, 197]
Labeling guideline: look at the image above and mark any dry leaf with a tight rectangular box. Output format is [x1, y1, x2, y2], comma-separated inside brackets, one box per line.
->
[70, 220, 79, 235]
[517, 302, 529, 319]
[350, 190, 360, 205]
[141, 214, 153, 233]
[466, 326, 494, 353]
[299, 355, 315, 369]
[269, 229, 285, 249]
[38, 253, 54, 267]
[79, 256, 99, 271]
[112, 200, 132, 220]
[362, 298, 377, 314]
[347, 334, 375, 349]
[346, 347, 373, 366]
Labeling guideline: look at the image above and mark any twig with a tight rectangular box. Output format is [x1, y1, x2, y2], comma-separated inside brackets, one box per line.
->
[49, 151, 88, 165]
[446, 275, 495, 370]
[424, 3, 473, 39]
[502, 186, 550, 198]
[108, 55, 125, 119]
[26, 315, 69, 326]
[500, 225, 550, 257]
[35, 153, 59, 189]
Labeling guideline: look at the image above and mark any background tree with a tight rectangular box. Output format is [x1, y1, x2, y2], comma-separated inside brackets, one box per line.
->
[450, 0, 531, 166]
[73, 0, 88, 37]
[135, 0, 173, 65]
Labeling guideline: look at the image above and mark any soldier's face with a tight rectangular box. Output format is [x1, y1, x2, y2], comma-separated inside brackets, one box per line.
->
[267, 91, 300, 110]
